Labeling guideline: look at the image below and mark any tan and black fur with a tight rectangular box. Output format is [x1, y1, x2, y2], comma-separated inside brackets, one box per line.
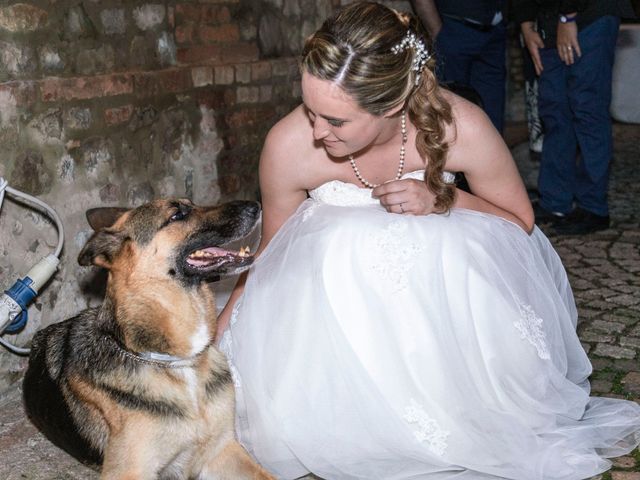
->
[23, 199, 273, 480]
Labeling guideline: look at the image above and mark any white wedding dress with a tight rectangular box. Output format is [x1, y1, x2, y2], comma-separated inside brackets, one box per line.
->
[219, 171, 640, 480]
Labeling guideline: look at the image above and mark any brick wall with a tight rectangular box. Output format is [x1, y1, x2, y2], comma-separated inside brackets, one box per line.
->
[0, 0, 334, 393]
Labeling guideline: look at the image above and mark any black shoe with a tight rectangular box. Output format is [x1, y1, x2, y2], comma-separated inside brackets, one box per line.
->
[552, 208, 610, 235]
[532, 201, 566, 226]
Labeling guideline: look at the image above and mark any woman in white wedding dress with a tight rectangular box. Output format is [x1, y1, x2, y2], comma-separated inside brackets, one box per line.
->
[217, 2, 640, 479]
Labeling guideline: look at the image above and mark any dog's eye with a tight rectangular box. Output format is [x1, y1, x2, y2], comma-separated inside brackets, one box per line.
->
[170, 210, 187, 222]
[164, 203, 192, 226]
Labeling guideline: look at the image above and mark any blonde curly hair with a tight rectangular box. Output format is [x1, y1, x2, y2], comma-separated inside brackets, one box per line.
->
[301, 1, 455, 212]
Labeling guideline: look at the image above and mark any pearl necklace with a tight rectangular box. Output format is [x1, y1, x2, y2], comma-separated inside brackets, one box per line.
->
[349, 110, 406, 189]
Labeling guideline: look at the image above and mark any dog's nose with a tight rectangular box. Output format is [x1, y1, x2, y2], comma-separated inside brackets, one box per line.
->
[226, 200, 261, 217]
[246, 201, 261, 216]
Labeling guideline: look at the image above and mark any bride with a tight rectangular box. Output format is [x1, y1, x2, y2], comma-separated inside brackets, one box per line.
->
[217, 2, 640, 479]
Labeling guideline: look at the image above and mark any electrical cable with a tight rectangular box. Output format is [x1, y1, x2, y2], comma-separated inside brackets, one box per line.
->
[0, 336, 30, 355]
[0, 179, 64, 257]
[0, 177, 7, 212]
[0, 177, 64, 355]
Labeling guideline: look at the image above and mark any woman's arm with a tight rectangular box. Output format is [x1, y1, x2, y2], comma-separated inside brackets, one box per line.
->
[448, 99, 534, 233]
[215, 117, 308, 341]
[373, 97, 534, 233]
[453, 189, 532, 232]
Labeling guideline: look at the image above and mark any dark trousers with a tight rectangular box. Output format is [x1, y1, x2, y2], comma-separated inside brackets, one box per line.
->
[435, 17, 506, 133]
[538, 16, 620, 217]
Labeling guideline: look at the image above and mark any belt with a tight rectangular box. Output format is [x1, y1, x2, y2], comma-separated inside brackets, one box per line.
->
[442, 14, 495, 32]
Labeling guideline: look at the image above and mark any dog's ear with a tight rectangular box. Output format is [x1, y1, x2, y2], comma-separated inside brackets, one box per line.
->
[86, 207, 129, 231]
[78, 229, 127, 269]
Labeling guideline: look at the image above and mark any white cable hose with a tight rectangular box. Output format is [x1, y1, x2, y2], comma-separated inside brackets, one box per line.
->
[0, 177, 7, 212]
[0, 177, 65, 355]
[0, 335, 30, 355]
[0, 301, 14, 336]
[0, 178, 65, 257]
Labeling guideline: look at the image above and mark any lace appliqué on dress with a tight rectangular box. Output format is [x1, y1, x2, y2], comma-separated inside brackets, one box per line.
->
[308, 180, 379, 207]
[368, 220, 424, 292]
[513, 296, 550, 360]
[403, 399, 449, 456]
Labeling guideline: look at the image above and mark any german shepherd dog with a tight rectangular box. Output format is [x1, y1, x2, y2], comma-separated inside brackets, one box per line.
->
[23, 199, 273, 479]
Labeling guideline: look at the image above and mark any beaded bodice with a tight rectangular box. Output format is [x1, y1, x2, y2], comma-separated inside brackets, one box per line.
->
[308, 170, 455, 207]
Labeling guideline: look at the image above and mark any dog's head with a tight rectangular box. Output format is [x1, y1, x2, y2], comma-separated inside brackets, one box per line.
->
[78, 199, 260, 285]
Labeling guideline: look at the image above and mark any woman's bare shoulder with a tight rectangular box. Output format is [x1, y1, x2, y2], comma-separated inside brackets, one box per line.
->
[260, 105, 319, 189]
[442, 89, 491, 132]
[442, 90, 499, 142]
[264, 105, 310, 152]
[439, 89, 507, 171]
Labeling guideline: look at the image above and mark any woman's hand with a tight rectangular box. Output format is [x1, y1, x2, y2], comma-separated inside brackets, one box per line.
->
[372, 178, 439, 215]
[557, 19, 581, 66]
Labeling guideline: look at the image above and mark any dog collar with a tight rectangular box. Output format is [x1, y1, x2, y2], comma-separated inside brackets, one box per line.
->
[105, 336, 206, 369]
[138, 351, 202, 368]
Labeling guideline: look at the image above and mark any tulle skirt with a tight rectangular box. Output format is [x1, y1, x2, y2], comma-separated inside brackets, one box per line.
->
[220, 200, 640, 480]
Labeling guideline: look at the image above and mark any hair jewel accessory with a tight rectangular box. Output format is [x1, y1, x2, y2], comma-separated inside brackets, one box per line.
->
[391, 30, 431, 85]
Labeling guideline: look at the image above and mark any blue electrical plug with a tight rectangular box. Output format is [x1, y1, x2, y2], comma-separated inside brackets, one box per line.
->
[1, 255, 59, 335]
[3, 277, 37, 334]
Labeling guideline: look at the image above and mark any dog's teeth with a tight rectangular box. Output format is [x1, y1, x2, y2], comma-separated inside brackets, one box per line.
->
[238, 246, 250, 257]
[190, 249, 215, 259]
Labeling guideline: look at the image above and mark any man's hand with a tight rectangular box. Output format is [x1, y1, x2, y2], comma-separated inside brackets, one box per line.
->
[521, 21, 545, 75]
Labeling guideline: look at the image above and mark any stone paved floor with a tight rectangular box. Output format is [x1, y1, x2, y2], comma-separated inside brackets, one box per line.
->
[0, 123, 639, 479]
[508, 124, 640, 480]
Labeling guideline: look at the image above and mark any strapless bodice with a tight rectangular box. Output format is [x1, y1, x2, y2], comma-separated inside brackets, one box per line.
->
[308, 170, 455, 207]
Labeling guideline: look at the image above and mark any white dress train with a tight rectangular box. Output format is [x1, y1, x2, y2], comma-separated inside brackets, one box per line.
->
[220, 171, 640, 480]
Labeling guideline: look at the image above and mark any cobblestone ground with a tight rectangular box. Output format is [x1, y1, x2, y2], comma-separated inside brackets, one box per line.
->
[511, 123, 640, 480]
[0, 124, 638, 479]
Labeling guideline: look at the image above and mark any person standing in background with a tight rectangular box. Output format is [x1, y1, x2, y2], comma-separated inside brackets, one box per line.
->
[521, 35, 544, 155]
[412, 0, 507, 133]
[515, 0, 635, 235]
